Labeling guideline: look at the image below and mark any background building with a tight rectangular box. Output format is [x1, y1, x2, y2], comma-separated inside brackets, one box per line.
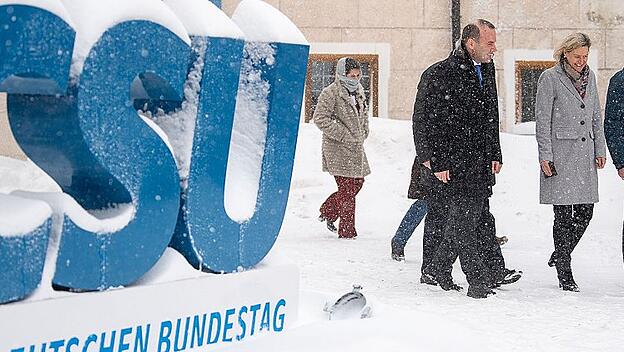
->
[222, 0, 624, 132]
[2, 0, 624, 159]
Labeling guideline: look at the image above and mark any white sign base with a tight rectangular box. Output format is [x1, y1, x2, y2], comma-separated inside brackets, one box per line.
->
[0, 262, 299, 352]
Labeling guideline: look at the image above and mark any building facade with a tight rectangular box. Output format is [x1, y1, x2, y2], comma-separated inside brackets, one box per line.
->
[2, 0, 624, 159]
[221, 0, 624, 132]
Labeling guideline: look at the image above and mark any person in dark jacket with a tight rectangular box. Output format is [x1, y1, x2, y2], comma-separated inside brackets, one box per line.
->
[604, 68, 624, 264]
[420, 20, 521, 298]
[390, 161, 428, 262]
[391, 76, 508, 272]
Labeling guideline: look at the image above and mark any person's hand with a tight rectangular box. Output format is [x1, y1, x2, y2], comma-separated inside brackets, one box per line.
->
[540, 160, 552, 177]
[423, 160, 431, 169]
[618, 168, 624, 180]
[596, 157, 606, 169]
[435, 170, 450, 183]
[492, 161, 502, 174]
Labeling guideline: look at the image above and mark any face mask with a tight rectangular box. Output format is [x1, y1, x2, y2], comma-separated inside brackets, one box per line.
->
[339, 76, 360, 93]
[335, 57, 361, 93]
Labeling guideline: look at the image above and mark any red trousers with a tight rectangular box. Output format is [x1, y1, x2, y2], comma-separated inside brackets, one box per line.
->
[320, 176, 365, 238]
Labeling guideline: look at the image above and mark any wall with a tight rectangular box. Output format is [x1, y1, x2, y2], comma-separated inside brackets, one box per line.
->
[461, 0, 624, 128]
[0, 94, 26, 160]
[222, 0, 453, 120]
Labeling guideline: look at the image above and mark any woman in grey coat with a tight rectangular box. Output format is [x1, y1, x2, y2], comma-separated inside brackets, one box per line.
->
[535, 32, 607, 292]
[313, 57, 370, 239]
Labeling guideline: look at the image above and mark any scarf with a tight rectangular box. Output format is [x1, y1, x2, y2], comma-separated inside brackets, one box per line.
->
[561, 59, 590, 99]
[335, 57, 361, 93]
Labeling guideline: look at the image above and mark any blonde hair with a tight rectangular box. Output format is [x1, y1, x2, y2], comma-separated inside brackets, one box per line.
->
[553, 32, 591, 61]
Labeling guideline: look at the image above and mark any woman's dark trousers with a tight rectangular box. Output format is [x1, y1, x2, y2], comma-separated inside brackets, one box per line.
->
[319, 176, 365, 238]
[551, 204, 594, 284]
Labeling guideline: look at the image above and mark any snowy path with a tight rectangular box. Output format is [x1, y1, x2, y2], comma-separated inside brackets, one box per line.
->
[272, 119, 624, 351]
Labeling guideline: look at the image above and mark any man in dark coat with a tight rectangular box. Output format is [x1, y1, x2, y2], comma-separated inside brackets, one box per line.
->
[604, 68, 624, 263]
[413, 19, 521, 298]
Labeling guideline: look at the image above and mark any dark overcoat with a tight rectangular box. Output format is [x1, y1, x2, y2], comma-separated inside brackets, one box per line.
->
[605, 69, 624, 170]
[408, 44, 502, 200]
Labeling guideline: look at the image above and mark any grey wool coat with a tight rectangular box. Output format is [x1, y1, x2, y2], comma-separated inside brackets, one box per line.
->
[313, 81, 370, 178]
[535, 64, 607, 205]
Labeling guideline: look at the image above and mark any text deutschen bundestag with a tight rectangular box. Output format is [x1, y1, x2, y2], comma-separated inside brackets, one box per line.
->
[10, 299, 287, 351]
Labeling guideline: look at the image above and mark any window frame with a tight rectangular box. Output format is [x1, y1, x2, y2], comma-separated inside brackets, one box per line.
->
[304, 53, 379, 122]
[514, 60, 556, 124]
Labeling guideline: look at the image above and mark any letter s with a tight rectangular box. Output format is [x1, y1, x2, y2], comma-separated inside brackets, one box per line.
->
[7, 2, 191, 290]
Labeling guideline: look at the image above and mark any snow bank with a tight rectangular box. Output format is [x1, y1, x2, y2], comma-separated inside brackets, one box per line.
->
[0, 0, 74, 27]
[60, 0, 191, 77]
[0, 193, 51, 237]
[232, 0, 307, 45]
[163, 0, 244, 39]
[11, 191, 135, 234]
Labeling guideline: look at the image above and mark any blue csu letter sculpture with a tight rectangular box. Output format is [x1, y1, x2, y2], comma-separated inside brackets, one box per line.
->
[0, 0, 309, 303]
[0, 4, 74, 303]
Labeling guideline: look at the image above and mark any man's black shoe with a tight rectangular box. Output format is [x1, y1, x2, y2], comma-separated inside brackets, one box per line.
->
[497, 235, 508, 246]
[467, 285, 496, 299]
[419, 273, 438, 286]
[497, 268, 522, 286]
[440, 281, 463, 292]
[436, 276, 463, 291]
[489, 269, 522, 288]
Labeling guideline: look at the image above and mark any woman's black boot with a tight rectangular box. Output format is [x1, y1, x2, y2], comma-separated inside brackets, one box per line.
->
[555, 259, 579, 292]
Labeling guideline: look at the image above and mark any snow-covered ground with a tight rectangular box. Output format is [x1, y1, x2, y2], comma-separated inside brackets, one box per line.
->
[2, 118, 624, 351]
[266, 118, 624, 351]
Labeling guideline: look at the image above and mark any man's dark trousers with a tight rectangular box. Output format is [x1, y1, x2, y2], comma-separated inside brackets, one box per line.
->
[477, 199, 506, 281]
[422, 196, 504, 283]
[421, 196, 451, 277]
[428, 196, 500, 286]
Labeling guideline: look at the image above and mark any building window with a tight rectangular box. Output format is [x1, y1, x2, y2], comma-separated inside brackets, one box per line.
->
[304, 54, 379, 122]
[514, 60, 556, 123]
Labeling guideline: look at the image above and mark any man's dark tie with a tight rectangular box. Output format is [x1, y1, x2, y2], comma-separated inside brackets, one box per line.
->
[475, 64, 483, 87]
